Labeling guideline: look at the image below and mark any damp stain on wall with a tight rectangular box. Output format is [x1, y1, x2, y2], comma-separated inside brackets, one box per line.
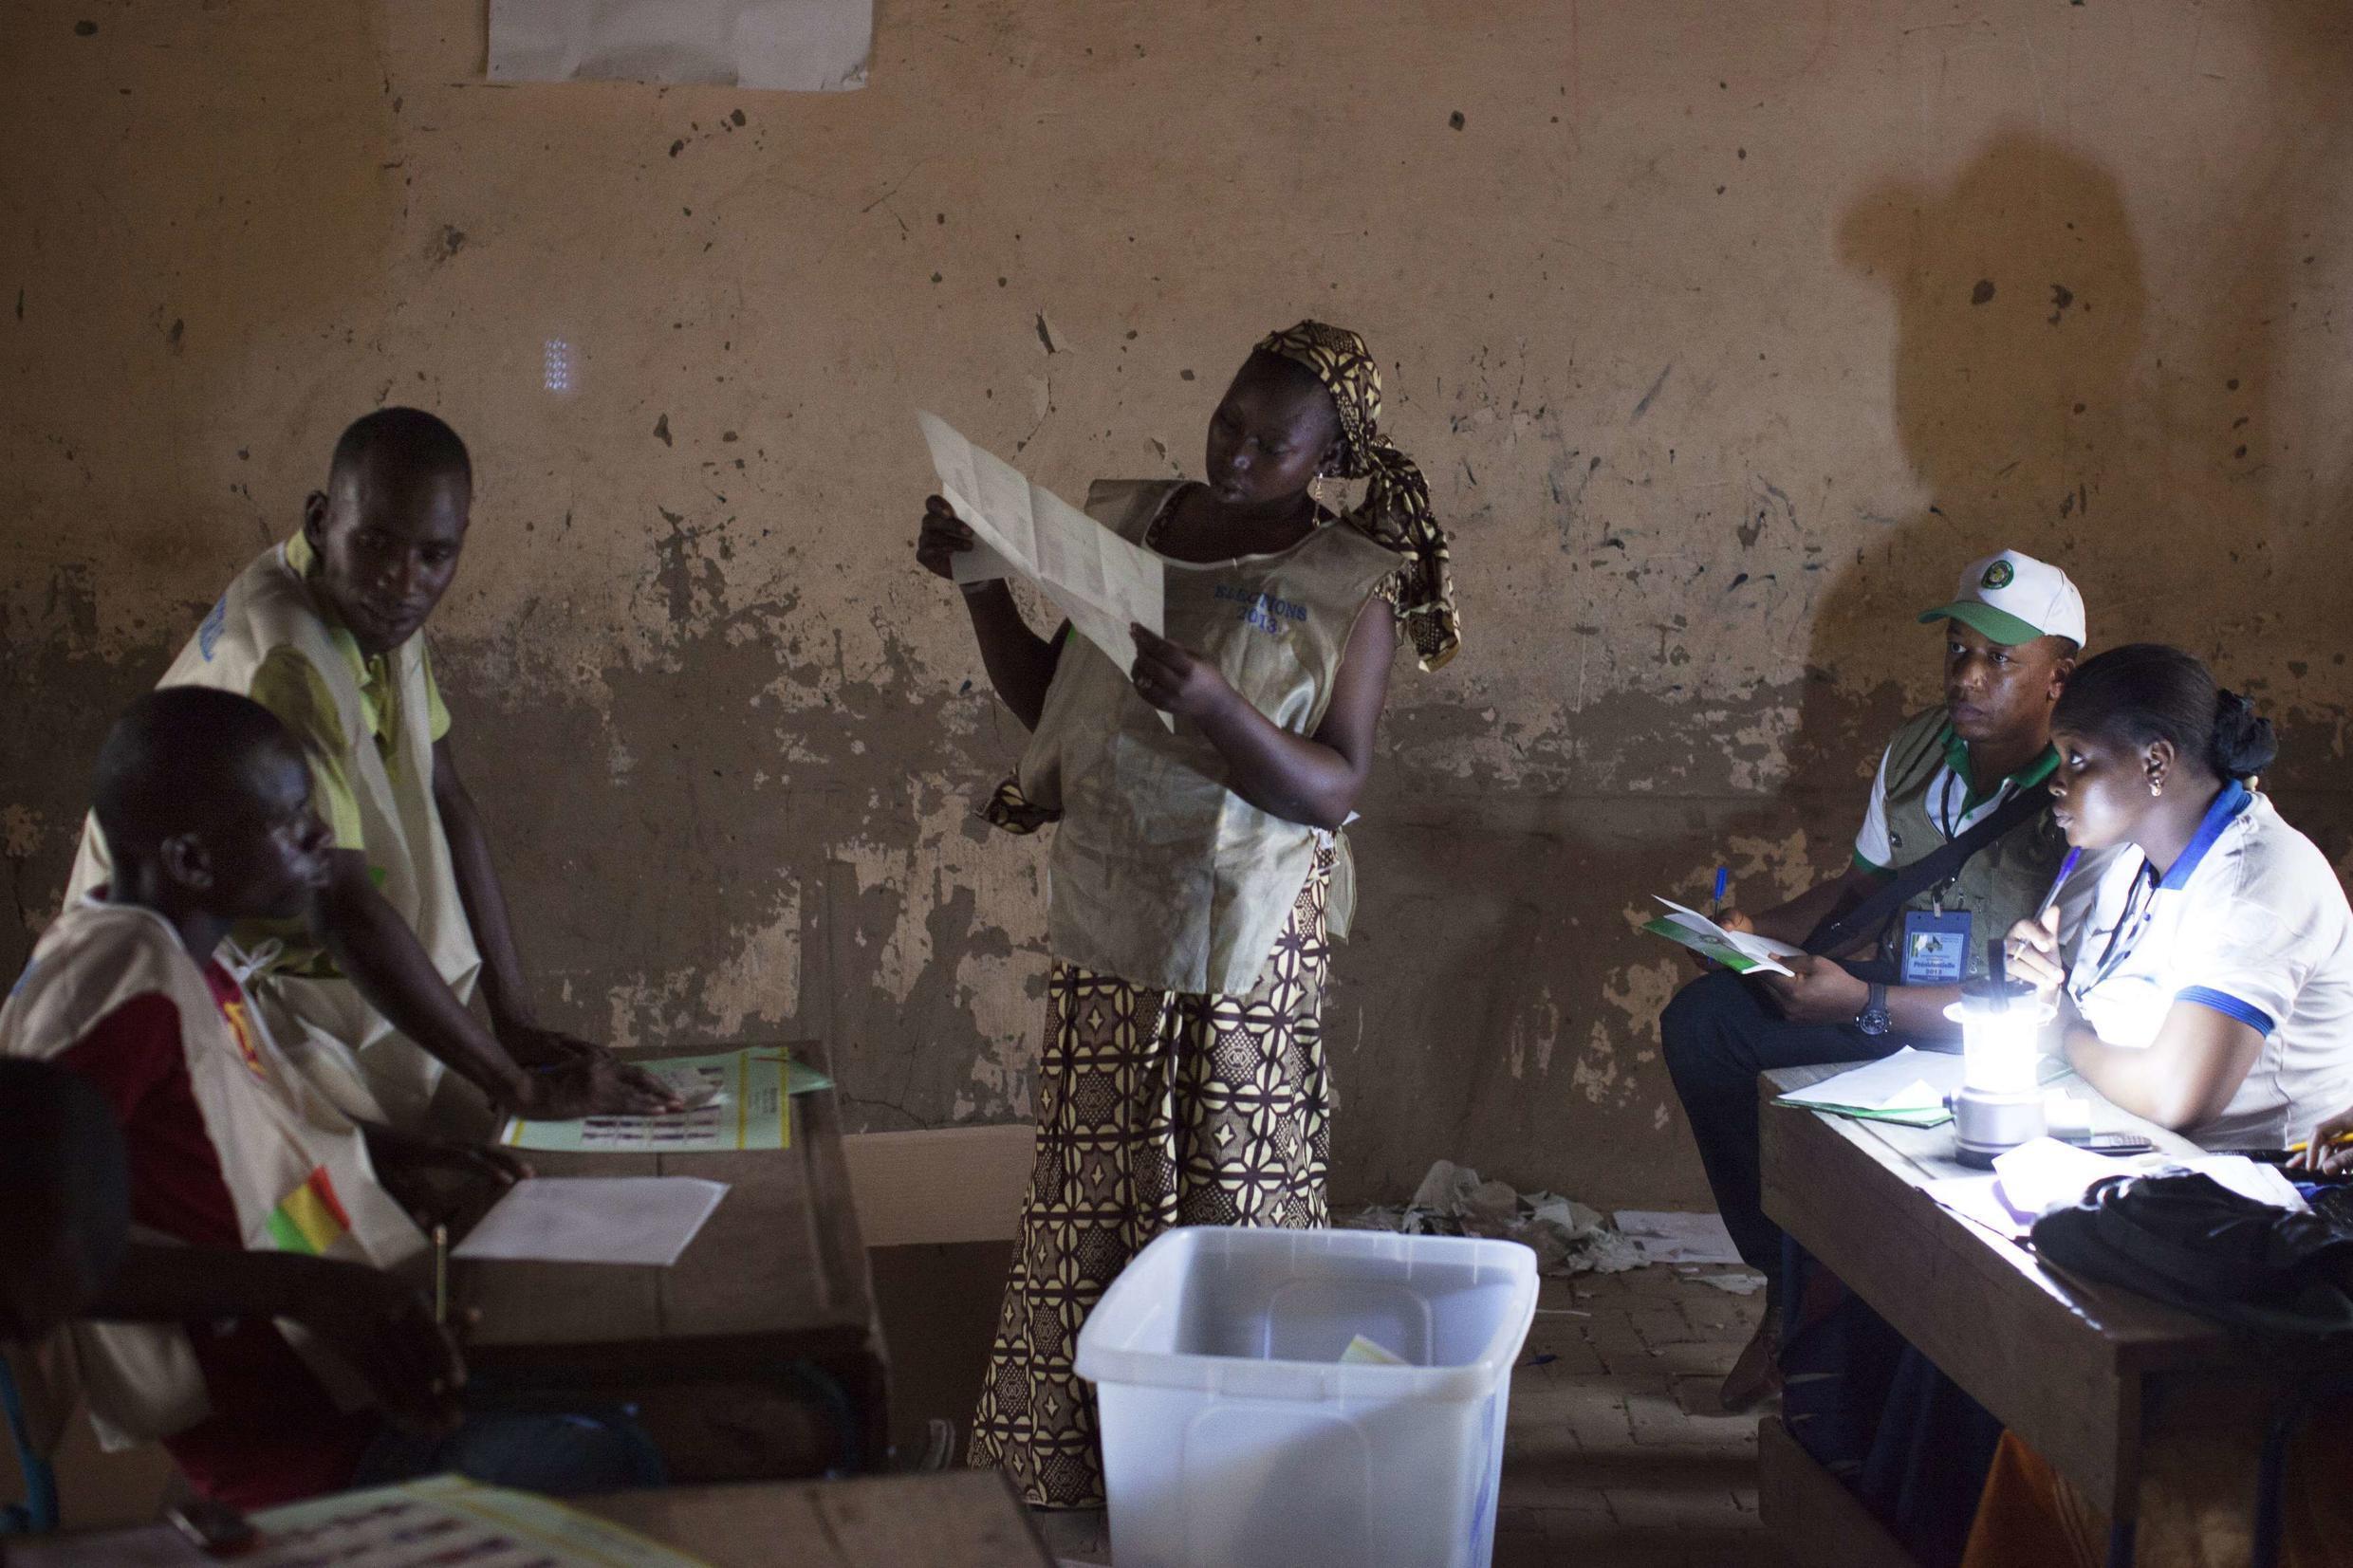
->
[4, 0, 2351, 1208]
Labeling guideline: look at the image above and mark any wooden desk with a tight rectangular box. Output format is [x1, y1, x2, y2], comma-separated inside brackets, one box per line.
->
[458, 1041, 890, 1480]
[11, 1474, 1055, 1568]
[580, 1472, 1055, 1567]
[1756, 1061, 2280, 1561]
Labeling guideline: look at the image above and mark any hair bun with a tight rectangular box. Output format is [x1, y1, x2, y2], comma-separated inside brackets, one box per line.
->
[2211, 689, 2279, 781]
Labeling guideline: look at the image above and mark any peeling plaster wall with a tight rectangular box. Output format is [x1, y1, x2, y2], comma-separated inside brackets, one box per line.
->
[5, 1, 2351, 1209]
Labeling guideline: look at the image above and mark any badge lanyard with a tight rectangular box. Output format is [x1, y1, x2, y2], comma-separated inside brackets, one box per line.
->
[2074, 862, 2162, 997]
[2071, 786, 2248, 999]
[1928, 768, 1999, 913]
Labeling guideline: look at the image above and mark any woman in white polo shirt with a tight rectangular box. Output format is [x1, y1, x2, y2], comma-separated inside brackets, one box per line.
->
[2009, 643, 2353, 1145]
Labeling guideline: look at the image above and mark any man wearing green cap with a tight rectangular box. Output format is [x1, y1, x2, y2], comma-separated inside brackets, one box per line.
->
[1659, 548, 2100, 1409]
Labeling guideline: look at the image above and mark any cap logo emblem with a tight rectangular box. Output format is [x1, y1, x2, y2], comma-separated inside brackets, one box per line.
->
[1981, 561, 2015, 590]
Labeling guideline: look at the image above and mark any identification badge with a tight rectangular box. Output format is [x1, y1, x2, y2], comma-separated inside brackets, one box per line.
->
[1899, 909, 1973, 985]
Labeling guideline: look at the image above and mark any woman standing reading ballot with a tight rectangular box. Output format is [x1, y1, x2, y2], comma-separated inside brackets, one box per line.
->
[916, 322, 1456, 1508]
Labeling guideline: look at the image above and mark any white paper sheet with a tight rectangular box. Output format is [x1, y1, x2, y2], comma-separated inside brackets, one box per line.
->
[918, 411, 1170, 726]
[1612, 1209, 1746, 1265]
[2179, 1153, 2308, 1212]
[2000, 1140, 2309, 1227]
[1931, 1145, 2310, 1243]
[490, 0, 872, 92]
[453, 1176, 728, 1266]
[1777, 1047, 1968, 1114]
[1647, 897, 1805, 977]
[1923, 1173, 2038, 1239]
[1992, 1136, 2119, 1217]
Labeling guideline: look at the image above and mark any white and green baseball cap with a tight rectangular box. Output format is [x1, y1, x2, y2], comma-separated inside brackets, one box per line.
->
[1918, 549, 2086, 647]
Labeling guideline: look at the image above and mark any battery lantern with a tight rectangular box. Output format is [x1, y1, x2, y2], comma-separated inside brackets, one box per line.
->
[1943, 941, 2054, 1168]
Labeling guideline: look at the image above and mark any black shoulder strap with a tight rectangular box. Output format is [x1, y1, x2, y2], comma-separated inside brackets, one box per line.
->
[1803, 784, 2049, 957]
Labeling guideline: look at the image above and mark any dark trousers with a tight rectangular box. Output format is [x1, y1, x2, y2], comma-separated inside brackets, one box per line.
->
[1659, 965, 1906, 1271]
[1779, 1244, 2006, 1568]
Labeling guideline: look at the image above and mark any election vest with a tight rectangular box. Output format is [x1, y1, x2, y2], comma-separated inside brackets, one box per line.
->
[1017, 480, 1399, 994]
[1877, 709, 2070, 979]
[68, 544, 483, 1129]
[1, 901, 427, 1448]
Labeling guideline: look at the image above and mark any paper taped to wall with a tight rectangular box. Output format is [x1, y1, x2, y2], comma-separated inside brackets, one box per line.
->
[490, 0, 872, 93]
[917, 410, 1170, 725]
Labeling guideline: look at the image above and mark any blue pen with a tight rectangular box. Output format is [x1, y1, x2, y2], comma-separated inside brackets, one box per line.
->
[2032, 847, 2083, 925]
[1712, 865, 1730, 913]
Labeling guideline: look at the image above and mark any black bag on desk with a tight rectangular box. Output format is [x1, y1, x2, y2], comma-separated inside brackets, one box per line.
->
[2030, 1171, 2353, 1337]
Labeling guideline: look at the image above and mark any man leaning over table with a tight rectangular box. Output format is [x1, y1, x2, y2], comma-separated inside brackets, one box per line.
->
[1658, 549, 2109, 1411]
[66, 408, 678, 1136]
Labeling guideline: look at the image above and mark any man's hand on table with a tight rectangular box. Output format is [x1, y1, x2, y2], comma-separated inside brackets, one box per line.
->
[495, 1020, 685, 1118]
[364, 1124, 531, 1227]
[1757, 954, 1871, 1025]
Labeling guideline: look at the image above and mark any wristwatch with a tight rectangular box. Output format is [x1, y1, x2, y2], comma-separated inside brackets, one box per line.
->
[1855, 983, 1893, 1037]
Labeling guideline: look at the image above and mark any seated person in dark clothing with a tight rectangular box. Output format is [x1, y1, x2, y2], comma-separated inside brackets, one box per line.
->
[4, 690, 662, 1508]
[1659, 549, 2104, 1408]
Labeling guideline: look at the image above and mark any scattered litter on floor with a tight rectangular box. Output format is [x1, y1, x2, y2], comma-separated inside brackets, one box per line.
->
[1611, 1208, 1746, 1265]
[1346, 1160, 1646, 1275]
[1347, 1169, 1774, 1292]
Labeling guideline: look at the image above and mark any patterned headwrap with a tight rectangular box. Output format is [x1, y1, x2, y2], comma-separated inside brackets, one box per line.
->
[1254, 321, 1460, 671]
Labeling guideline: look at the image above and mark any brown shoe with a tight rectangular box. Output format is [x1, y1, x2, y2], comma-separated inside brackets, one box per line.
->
[1718, 1302, 1783, 1412]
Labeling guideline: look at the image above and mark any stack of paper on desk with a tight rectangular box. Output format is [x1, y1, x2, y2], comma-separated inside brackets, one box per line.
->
[1772, 1047, 1963, 1127]
[1641, 898, 1806, 977]
[917, 410, 1171, 728]
[454, 1176, 728, 1266]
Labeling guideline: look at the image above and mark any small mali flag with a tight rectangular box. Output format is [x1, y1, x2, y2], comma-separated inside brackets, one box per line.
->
[267, 1166, 352, 1256]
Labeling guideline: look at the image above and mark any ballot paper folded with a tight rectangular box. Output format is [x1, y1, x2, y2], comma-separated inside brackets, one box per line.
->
[1339, 1334, 1409, 1366]
[1641, 898, 1805, 977]
[454, 1176, 728, 1267]
[917, 410, 1172, 729]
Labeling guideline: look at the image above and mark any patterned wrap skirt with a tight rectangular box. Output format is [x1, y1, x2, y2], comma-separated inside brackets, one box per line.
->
[967, 850, 1335, 1508]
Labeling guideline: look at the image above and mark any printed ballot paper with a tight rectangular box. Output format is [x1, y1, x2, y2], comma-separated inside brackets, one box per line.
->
[454, 1177, 728, 1267]
[255, 1476, 709, 1568]
[1641, 897, 1806, 977]
[917, 411, 1172, 728]
[499, 1047, 829, 1153]
[8, 1474, 707, 1568]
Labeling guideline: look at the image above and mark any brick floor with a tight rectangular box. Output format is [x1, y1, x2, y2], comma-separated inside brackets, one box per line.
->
[1035, 1266, 1785, 1567]
[1492, 1267, 1779, 1568]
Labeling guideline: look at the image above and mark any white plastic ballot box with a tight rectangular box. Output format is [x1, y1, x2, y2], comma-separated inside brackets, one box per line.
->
[1075, 1226, 1540, 1568]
